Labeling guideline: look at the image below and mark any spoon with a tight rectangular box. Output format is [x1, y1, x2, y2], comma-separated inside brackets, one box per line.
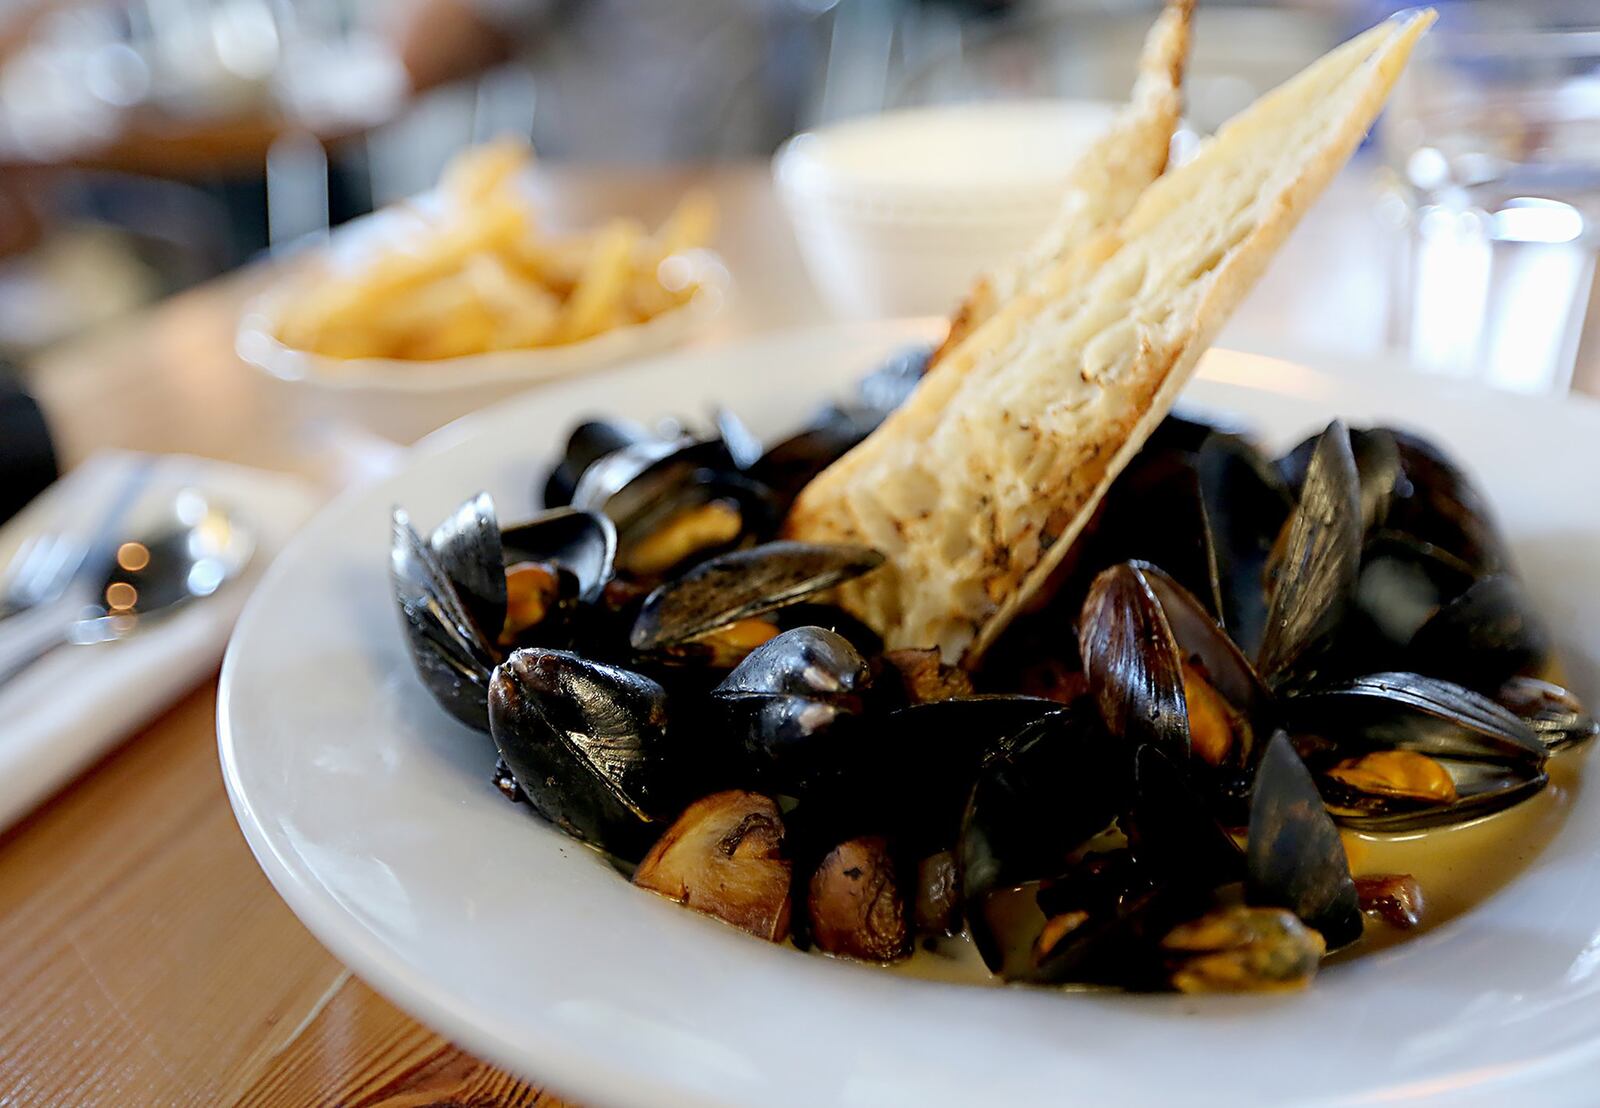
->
[0, 490, 253, 686]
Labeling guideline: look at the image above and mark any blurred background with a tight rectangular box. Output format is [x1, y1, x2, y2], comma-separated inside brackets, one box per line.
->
[0, 0, 1596, 392]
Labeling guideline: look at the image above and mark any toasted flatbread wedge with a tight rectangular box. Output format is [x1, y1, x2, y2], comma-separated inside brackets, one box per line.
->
[786, 11, 1435, 664]
[931, 0, 1193, 366]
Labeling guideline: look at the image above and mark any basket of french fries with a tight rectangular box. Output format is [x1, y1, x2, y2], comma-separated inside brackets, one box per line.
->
[237, 141, 728, 441]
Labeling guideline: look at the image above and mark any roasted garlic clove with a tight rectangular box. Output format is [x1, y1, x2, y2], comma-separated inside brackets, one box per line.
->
[882, 648, 974, 704]
[632, 791, 792, 941]
[808, 836, 909, 962]
[1356, 873, 1424, 929]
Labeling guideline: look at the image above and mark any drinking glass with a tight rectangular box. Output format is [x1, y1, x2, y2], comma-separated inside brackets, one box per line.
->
[1382, 1, 1600, 394]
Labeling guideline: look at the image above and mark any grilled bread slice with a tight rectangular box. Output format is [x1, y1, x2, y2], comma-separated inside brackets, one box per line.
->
[931, 0, 1193, 366]
[786, 12, 1435, 664]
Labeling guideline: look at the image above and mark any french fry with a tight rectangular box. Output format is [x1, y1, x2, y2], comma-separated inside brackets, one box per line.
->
[553, 220, 641, 344]
[272, 143, 716, 361]
[653, 189, 717, 256]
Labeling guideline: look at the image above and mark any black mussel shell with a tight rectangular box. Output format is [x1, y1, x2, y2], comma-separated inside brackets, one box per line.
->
[1141, 562, 1275, 768]
[391, 509, 498, 731]
[1146, 410, 1246, 454]
[714, 625, 869, 703]
[1496, 677, 1599, 753]
[630, 541, 884, 653]
[1280, 426, 1405, 536]
[427, 493, 616, 639]
[774, 602, 884, 657]
[1258, 421, 1362, 691]
[1078, 562, 1190, 764]
[1407, 574, 1553, 693]
[488, 649, 678, 857]
[716, 692, 855, 797]
[428, 492, 507, 639]
[572, 434, 779, 575]
[501, 508, 617, 605]
[958, 707, 1132, 972]
[542, 419, 652, 509]
[749, 423, 867, 507]
[1193, 432, 1293, 657]
[711, 627, 872, 797]
[1287, 672, 1548, 831]
[1247, 732, 1361, 949]
[713, 407, 764, 470]
[1387, 431, 1505, 577]
[1286, 671, 1547, 767]
[858, 343, 930, 416]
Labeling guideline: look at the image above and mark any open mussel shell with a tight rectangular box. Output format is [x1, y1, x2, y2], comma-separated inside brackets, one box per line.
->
[630, 541, 884, 653]
[1078, 563, 1190, 764]
[542, 419, 652, 509]
[1286, 671, 1549, 831]
[1287, 671, 1547, 766]
[427, 492, 617, 636]
[1319, 758, 1548, 833]
[1079, 561, 1272, 811]
[1496, 677, 1600, 753]
[1247, 732, 1361, 949]
[1258, 420, 1362, 691]
[958, 707, 1132, 972]
[488, 648, 679, 858]
[1280, 426, 1403, 537]
[567, 429, 782, 577]
[502, 508, 617, 605]
[390, 508, 498, 731]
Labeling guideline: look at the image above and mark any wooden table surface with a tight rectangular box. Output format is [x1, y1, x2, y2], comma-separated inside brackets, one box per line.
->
[2, 162, 1596, 1107]
[0, 164, 822, 1108]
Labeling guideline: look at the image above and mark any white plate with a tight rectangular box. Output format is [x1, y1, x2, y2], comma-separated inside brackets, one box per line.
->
[220, 320, 1600, 1108]
[236, 197, 728, 443]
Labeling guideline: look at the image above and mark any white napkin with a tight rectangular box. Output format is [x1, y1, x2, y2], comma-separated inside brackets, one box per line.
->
[0, 451, 318, 831]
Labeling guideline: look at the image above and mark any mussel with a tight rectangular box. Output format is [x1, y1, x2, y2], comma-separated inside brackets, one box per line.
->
[562, 425, 782, 579]
[630, 541, 884, 663]
[1284, 671, 1549, 831]
[710, 625, 871, 796]
[1258, 421, 1362, 691]
[1078, 561, 1273, 816]
[391, 495, 616, 730]
[489, 648, 681, 857]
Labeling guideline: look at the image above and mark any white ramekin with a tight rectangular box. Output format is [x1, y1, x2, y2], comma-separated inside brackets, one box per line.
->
[774, 100, 1117, 319]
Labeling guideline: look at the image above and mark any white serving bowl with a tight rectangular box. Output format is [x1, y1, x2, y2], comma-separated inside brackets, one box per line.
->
[773, 100, 1116, 319]
[236, 202, 729, 444]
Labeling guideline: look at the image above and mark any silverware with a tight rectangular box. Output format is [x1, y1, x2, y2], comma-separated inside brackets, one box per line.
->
[0, 489, 253, 687]
[0, 458, 156, 622]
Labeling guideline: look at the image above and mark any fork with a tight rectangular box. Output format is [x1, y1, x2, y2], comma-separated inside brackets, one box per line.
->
[0, 532, 87, 621]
